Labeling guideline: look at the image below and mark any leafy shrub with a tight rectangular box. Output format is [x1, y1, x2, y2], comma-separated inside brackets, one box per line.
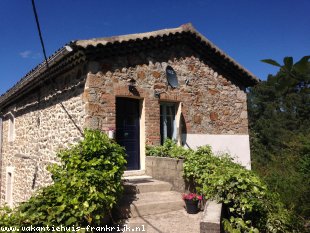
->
[0, 205, 20, 228]
[147, 142, 300, 232]
[146, 139, 192, 159]
[183, 146, 300, 232]
[0, 129, 127, 230]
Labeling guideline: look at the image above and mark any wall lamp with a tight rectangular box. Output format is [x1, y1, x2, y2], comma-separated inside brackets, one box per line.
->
[128, 78, 136, 92]
[154, 90, 166, 98]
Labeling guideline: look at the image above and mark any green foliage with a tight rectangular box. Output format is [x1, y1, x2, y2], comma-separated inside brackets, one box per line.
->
[183, 145, 221, 193]
[147, 140, 300, 232]
[262, 56, 310, 75]
[146, 139, 192, 159]
[0, 129, 127, 231]
[248, 56, 310, 226]
[183, 146, 300, 232]
[0, 205, 21, 229]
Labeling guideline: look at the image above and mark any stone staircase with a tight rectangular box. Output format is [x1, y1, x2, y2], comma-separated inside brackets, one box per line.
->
[114, 173, 184, 219]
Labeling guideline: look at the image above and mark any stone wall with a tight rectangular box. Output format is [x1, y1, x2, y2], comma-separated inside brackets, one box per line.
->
[83, 44, 249, 147]
[0, 42, 250, 205]
[145, 156, 185, 192]
[200, 201, 223, 233]
[0, 64, 86, 204]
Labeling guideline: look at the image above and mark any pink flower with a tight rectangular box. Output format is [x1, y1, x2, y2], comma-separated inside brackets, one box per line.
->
[182, 193, 202, 201]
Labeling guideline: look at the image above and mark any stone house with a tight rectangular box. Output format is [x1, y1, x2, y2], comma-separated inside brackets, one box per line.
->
[0, 23, 258, 206]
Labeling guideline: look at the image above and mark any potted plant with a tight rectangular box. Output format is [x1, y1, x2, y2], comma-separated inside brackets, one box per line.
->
[182, 193, 202, 214]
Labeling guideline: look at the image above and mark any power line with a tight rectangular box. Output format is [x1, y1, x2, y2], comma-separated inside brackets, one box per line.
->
[31, 0, 83, 136]
[31, 0, 49, 68]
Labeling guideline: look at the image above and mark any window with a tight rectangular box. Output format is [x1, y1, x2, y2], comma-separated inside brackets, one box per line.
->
[8, 113, 15, 142]
[0, 117, 2, 151]
[160, 103, 177, 144]
[6, 167, 14, 207]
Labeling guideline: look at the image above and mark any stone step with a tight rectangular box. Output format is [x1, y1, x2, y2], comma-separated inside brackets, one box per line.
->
[123, 178, 172, 194]
[115, 191, 184, 218]
[123, 170, 146, 177]
[114, 209, 202, 233]
[122, 175, 152, 181]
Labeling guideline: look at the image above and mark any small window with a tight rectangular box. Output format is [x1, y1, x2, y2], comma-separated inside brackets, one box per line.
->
[160, 103, 177, 144]
[8, 114, 15, 142]
[0, 117, 3, 150]
[6, 167, 14, 207]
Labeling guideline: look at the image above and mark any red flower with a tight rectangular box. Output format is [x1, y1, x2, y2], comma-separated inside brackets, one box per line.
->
[182, 193, 202, 201]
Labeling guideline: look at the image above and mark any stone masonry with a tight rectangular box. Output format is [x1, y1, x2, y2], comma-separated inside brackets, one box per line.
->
[0, 24, 256, 205]
[83, 44, 248, 146]
[0, 64, 86, 204]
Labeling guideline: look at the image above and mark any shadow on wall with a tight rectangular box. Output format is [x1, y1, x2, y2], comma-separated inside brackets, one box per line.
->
[9, 67, 86, 120]
[180, 113, 189, 148]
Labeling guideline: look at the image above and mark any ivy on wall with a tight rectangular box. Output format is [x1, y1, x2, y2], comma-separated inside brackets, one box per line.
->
[0, 129, 127, 231]
[147, 141, 301, 232]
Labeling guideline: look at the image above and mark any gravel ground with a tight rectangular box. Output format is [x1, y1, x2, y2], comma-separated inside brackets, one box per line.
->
[114, 209, 202, 233]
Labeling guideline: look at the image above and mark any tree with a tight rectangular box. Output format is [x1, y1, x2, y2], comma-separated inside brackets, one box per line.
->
[248, 56, 310, 224]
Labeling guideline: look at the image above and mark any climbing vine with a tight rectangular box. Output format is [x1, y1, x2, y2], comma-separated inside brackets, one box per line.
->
[0, 129, 127, 231]
[147, 142, 301, 232]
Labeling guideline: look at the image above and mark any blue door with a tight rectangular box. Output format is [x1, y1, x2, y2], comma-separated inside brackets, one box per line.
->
[116, 98, 140, 170]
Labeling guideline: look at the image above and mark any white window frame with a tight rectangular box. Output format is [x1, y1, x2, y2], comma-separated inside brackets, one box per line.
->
[7, 113, 15, 142]
[160, 102, 177, 144]
[0, 117, 3, 153]
[5, 166, 14, 207]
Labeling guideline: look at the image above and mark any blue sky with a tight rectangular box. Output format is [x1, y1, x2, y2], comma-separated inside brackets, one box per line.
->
[0, 0, 309, 95]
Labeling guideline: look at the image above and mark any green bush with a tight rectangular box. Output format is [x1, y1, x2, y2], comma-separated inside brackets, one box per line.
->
[183, 146, 300, 232]
[146, 142, 300, 232]
[146, 139, 192, 159]
[0, 129, 127, 231]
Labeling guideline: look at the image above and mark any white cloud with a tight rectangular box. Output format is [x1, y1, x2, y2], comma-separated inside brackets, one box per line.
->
[19, 50, 32, 58]
[19, 50, 41, 59]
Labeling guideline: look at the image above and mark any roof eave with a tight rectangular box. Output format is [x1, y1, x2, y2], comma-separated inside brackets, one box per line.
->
[75, 23, 259, 86]
[0, 45, 77, 110]
[185, 24, 259, 85]
[0, 23, 259, 111]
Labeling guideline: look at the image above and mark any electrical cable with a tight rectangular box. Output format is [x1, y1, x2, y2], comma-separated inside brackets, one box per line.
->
[31, 0, 49, 68]
[31, 0, 83, 136]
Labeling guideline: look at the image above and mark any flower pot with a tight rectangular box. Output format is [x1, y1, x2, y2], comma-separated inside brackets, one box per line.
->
[184, 199, 199, 214]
